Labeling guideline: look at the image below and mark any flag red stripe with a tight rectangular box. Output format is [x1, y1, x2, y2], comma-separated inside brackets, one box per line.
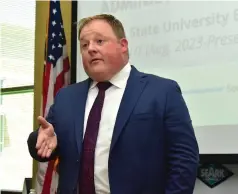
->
[63, 57, 70, 72]
[54, 57, 70, 97]
[41, 160, 55, 194]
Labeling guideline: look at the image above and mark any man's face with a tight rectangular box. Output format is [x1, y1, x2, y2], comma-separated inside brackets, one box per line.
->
[79, 19, 128, 81]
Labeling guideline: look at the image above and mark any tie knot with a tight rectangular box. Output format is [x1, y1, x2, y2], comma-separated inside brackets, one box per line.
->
[97, 82, 112, 91]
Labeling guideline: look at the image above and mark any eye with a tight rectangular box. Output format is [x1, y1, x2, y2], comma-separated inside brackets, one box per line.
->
[97, 39, 104, 44]
[81, 43, 88, 48]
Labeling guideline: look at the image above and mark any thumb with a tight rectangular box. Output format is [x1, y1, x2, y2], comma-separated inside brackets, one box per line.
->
[37, 116, 50, 129]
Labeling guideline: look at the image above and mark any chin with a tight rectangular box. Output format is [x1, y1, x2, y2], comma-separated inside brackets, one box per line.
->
[92, 75, 109, 82]
[86, 65, 113, 81]
[89, 71, 111, 82]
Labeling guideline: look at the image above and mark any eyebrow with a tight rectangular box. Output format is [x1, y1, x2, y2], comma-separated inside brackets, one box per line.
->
[80, 32, 106, 41]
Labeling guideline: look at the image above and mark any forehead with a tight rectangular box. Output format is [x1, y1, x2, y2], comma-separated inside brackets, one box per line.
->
[80, 19, 116, 40]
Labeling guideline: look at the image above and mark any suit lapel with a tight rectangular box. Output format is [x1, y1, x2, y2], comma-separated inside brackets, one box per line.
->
[110, 67, 148, 152]
[73, 78, 91, 154]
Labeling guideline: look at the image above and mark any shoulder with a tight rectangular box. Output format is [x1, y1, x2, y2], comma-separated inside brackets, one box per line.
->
[54, 79, 89, 99]
[137, 69, 181, 94]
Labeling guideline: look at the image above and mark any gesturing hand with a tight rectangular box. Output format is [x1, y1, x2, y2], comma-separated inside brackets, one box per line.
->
[36, 116, 57, 158]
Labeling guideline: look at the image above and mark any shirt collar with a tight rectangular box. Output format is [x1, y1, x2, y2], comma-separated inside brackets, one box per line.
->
[90, 62, 131, 89]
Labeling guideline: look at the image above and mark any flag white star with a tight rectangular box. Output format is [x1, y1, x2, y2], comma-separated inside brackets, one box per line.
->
[48, 55, 55, 60]
[52, 44, 55, 50]
[53, 9, 57, 15]
[58, 43, 62, 48]
[59, 32, 62, 37]
[52, 21, 56, 26]
[52, 33, 56, 38]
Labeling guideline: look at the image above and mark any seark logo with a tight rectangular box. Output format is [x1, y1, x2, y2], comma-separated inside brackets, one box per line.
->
[197, 163, 233, 188]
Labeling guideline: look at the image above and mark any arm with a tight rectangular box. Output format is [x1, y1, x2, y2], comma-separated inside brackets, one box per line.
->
[165, 81, 199, 194]
[27, 103, 59, 162]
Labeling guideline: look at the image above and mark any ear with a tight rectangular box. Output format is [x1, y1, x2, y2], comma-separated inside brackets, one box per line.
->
[120, 38, 128, 53]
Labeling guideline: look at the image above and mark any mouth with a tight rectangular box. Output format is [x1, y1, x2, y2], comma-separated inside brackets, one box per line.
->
[91, 58, 102, 63]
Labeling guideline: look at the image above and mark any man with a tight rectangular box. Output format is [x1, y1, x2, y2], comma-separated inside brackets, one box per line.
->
[28, 14, 199, 194]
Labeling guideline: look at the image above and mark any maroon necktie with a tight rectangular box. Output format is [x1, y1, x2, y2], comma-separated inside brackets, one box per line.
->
[78, 82, 112, 194]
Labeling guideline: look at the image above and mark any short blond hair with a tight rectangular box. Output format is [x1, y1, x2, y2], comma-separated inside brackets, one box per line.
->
[77, 14, 126, 40]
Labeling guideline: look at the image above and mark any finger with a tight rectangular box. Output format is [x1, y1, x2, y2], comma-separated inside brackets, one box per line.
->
[37, 116, 49, 129]
[48, 141, 56, 150]
[36, 133, 45, 149]
[46, 149, 52, 158]
[42, 144, 49, 158]
[37, 141, 46, 156]
[48, 142, 53, 150]
[45, 140, 53, 157]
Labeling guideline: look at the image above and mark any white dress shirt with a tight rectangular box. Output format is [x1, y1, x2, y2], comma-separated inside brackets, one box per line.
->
[83, 63, 131, 194]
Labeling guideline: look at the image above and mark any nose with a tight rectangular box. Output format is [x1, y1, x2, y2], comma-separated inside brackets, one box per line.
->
[88, 42, 97, 54]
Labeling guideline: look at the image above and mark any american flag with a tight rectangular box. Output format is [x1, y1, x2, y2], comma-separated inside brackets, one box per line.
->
[36, 1, 70, 194]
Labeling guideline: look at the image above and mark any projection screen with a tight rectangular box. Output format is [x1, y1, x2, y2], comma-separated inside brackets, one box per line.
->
[76, 1, 238, 154]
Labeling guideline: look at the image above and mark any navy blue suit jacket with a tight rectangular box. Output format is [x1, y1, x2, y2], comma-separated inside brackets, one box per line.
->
[28, 66, 199, 194]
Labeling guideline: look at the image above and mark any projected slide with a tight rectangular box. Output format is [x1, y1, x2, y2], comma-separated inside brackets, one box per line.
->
[76, 1, 238, 154]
